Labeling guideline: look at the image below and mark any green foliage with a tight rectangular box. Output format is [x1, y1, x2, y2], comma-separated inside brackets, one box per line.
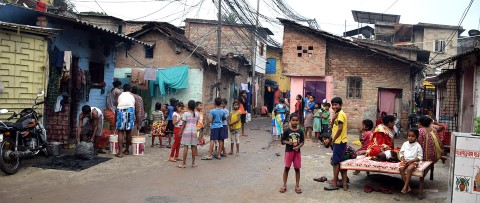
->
[474, 116, 480, 135]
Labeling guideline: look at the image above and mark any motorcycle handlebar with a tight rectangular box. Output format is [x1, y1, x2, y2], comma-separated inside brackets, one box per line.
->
[7, 112, 17, 121]
[35, 101, 45, 106]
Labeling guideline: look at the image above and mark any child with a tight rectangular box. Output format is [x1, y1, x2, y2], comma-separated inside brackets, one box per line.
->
[177, 100, 200, 168]
[228, 101, 242, 155]
[273, 98, 289, 141]
[166, 98, 177, 148]
[294, 94, 303, 125]
[324, 97, 348, 191]
[399, 128, 423, 193]
[353, 119, 374, 175]
[150, 102, 164, 148]
[220, 99, 229, 157]
[168, 102, 184, 162]
[312, 102, 322, 143]
[195, 101, 204, 148]
[304, 95, 316, 141]
[320, 103, 331, 140]
[279, 113, 304, 194]
[201, 97, 226, 160]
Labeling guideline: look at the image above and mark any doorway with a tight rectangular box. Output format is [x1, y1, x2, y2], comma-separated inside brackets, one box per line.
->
[304, 81, 326, 103]
[378, 88, 402, 116]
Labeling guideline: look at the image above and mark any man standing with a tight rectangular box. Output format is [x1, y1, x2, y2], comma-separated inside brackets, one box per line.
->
[131, 86, 145, 135]
[116, 84, 135, 158]
[105, 81, 122, 130]
[77, 105, 105, 154]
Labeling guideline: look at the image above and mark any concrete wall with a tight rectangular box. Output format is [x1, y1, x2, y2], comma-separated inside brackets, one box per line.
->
[421, 27, 458, 63]
[0, 30, 47, 121]
[282, 27, 326, 77]
[265, 48, 290, 92]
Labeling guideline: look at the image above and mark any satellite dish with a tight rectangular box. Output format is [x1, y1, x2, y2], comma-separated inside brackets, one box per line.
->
[468, 29, 480, 36]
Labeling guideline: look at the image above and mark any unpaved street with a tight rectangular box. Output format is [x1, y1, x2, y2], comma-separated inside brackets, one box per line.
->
[0, 117, 449, 203]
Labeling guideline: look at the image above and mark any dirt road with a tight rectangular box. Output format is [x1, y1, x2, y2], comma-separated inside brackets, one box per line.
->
[0, 117, 449, 203]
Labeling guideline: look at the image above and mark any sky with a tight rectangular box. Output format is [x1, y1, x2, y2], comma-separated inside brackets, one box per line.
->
[71, 0, 480, 42]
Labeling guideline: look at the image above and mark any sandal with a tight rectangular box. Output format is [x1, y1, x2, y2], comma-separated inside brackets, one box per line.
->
[295, 187, 303, 194]
[364, 185, 373, 193]
[313, 176, 328, 182]
[115, 154, 123, 158]
[166, 145, 171, 148]
[192, 164, 198, 168]
[214, 156, 222, 160]
[201, 156, 212, 160]
[177, 164, 186, 168]
[324, 184, 339, 191]
[123, 151, 130, 155]
[279, 186, 287, 193]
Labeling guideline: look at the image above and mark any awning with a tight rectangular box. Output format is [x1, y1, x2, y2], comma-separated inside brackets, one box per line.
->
[424, 69, 456, 87]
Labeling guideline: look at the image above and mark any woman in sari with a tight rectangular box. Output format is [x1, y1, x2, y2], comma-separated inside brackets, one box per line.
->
[417, 116, 444, 162]
[272, 98, 289, 141]
[366, 115, 396, 157]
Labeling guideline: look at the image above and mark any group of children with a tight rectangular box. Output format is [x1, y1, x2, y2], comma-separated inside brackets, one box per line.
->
[148, 97, 244, 168]
[280, 96, 424, 195]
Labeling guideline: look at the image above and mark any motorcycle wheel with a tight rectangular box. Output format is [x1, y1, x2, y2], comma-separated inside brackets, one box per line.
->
[42, 143, 53, 157]
[0, 137, 21, 175]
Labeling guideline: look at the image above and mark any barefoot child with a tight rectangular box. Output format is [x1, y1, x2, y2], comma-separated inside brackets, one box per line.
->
[202, 97, 226, 160]
[195, 101, 204, 151]
[150, 102, 164, 148]
[312, 103, 322, 142]
[279, 113, 304, 194]
[228, 101, 242, 155]
[324, 97, 348, 191]
[353, 119, 374, 175]
[177, 100, 200, 168]
[168, 102, 184, 162]
[399, 128, 423, 193]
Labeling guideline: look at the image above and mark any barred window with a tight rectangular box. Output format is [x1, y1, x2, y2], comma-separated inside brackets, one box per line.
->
[347, 77, 362, 99]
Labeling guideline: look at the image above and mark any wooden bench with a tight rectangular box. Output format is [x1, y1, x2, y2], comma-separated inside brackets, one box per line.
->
[340, 156, 434, 199]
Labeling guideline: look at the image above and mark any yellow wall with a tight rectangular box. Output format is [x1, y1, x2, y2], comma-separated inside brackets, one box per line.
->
[266, 48, 290, 91]
[0, 30, 47, 120]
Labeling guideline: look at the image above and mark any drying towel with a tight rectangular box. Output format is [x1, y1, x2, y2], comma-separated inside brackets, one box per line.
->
[131, 69, 148, 90]
[144, 68, 157, 80]
[54, 95, 64, 113]
[241, 83, 249, 92]
[64, 51, 72, 71]
[156, 65, 189, 95]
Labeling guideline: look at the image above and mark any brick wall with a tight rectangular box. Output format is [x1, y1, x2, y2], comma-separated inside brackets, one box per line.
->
[327, 43, 412, 131]
[45, 99, 70, 143]
[282, 27, 327, 77]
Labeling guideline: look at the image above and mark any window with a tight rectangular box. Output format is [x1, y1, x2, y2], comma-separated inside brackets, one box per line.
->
[145, 46, 154, 58]
[266, 58, 276, 74]
[347, 77, 362, 99]
[258, 42, 265, 56]
[89, 62, 105, 84]
[434, 40, 446, 53]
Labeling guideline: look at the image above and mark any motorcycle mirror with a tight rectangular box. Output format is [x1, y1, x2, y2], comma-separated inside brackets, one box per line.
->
[37, 91, 44, 97]
[0, 109, 8, 114]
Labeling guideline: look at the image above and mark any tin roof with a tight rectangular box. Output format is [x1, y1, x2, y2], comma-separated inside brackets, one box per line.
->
[0, 21, 56, 35]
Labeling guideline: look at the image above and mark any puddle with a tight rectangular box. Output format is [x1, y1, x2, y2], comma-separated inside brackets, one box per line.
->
[32, 155, 111, 171]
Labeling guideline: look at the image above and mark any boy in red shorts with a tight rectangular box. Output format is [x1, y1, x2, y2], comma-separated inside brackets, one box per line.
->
[279, 113, 304, 194]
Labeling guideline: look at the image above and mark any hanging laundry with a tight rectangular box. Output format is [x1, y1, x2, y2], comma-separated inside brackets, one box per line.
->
[156, 65, 188, 95]
[55, 51, 64, 70]
[85, 70, 91, 102]
[241, 83, 249, 92]
[144, 68, 157, 80]
[54, 95, 64, 112]
[130, 68, 147, 90]
[63, 51, 72, 71]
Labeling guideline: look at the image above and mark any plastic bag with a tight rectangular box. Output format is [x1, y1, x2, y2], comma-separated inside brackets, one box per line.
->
[74, 141, 95, 160]
[246, 113, 252, 123]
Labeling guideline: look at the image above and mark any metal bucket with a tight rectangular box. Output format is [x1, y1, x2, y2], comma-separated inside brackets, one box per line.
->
[49, 142, 61, 156]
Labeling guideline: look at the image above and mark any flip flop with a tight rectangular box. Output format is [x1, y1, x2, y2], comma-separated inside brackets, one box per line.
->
[324, 184, 339, 191]
[313, 176, 328, 182]
[201, 156, 212, 160]
[214, 156, 222, 160]
[364, 185, 373, 193]
[177, 165, 186, 168]
[192, 164, 198, 168]
[279, 187, 287, 193]
[295, 188, 303, 194]
[123, 151, 130, 155]
[114, 154, 123, 158]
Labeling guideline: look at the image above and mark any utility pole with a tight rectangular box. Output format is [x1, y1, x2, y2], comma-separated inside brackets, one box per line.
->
[216, 0, 222, 97]
[250, 0, 260, 109]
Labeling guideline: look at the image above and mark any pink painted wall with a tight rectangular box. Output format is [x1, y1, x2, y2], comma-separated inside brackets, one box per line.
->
[289, 76, 334, 113]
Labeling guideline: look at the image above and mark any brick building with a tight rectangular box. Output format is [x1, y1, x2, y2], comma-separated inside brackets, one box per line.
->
[184, 18, 274, 110]
[115, 22, 240, 114]
[280, 19, 425, 131]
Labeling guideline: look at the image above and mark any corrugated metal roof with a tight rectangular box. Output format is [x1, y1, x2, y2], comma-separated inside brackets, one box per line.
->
[432, 48, 480, 66]
[0, 21, 56, 35]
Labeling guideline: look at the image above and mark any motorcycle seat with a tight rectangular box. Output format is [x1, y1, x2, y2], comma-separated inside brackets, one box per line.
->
[0, 122, 23, 130]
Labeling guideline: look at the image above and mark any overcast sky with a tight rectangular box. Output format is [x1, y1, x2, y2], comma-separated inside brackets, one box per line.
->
[72, 0, 480, 40]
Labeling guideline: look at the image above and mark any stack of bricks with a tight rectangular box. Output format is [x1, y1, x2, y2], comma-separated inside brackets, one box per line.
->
[44, 100, 71, 145]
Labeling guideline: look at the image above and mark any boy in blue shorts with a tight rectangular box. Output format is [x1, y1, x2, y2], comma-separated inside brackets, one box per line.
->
[324, 97, 348, 191]
[202, 97, 225, 160]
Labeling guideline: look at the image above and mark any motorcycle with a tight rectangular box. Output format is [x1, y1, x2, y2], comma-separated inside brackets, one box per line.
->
[0, 91, 52, 175]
